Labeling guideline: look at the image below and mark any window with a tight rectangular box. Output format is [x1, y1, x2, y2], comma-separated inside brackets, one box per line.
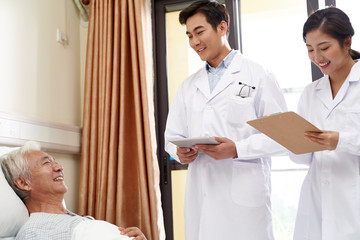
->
[336, 1, 360, 51]
[240, 0, 310, 239]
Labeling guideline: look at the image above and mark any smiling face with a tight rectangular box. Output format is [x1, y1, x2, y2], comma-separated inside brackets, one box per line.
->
[21, 150, 68, 199]
[305, 29, 352, 77]
[185, 12, 230, 68]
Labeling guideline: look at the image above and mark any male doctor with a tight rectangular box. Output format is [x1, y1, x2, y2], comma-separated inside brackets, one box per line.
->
[164, 1, 287, 240]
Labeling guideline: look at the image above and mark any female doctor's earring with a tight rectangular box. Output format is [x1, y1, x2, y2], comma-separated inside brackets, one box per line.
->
[237, 82, 256, 98]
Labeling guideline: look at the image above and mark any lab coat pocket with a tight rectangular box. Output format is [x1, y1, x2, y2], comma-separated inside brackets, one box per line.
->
[231, 161, 267, 207]
[346, 109, 360, 130]
[189, 93, 207, 132]
[227, 95, 256, 127]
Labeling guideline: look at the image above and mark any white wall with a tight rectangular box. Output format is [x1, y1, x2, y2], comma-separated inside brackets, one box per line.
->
[0, 0, 88, 213]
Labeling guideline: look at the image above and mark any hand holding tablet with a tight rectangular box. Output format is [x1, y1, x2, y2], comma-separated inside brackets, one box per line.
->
[169, 136, 219, 148]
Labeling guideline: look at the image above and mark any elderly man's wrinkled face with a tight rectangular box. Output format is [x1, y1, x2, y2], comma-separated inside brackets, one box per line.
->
[24, 150, 68, 198]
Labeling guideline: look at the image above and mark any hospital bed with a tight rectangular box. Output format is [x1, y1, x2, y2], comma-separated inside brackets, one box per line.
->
[0, 146, 133, 240]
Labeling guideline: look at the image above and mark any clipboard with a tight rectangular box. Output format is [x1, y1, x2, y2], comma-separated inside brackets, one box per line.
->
[170, 137, 219, 148]
[247, 111, 327, 154]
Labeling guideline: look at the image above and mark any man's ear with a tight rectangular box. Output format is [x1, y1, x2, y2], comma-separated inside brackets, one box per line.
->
[217, 20, 228, 36]
[14, 177, 31, 191]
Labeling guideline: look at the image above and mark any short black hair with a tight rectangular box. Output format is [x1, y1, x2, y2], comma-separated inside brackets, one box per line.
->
[179, 0, 230, 35]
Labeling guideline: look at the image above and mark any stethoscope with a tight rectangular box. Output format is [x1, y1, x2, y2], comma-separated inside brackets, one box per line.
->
[237, 82, 256, 98]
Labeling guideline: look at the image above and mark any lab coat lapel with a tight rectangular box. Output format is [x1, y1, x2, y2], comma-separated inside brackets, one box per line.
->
[210, 54, 243, 98]
[315, 76, 332, 111]
[334, 64, 360, 105]
[332, 63, 360, 109]
[331, 80, 349, 110]
[316, 63, 360, 116]
[194, 68, 211, 100]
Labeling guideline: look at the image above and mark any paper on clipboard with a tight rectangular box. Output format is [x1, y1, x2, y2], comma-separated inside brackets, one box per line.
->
[247, 111, 327, 154]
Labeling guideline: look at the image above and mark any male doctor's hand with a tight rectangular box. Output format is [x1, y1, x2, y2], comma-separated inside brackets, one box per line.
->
[177, 147, 199, 164]
[194, 137, 237, 160]
[304, 130, 339, 150]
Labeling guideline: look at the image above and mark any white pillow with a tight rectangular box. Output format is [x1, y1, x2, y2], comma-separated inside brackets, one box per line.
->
[0, 147, 29, 238]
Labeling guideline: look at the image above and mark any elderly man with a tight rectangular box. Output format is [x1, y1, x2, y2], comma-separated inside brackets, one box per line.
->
[0, 141, 146, 240]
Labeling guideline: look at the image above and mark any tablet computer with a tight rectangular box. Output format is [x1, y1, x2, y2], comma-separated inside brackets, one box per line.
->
[169, 136, 219, 148]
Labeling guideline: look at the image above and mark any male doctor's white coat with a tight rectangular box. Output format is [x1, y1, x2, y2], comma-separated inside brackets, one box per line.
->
[290, 61, 360, 240]
[164, 51, 287, 240]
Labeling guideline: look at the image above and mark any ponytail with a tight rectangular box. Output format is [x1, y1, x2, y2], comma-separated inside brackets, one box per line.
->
[350, 49, 360, 60]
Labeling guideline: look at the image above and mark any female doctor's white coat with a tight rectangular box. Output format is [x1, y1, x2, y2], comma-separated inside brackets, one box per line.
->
[164, 51, 287, 240]
[290, 61, 360, 240]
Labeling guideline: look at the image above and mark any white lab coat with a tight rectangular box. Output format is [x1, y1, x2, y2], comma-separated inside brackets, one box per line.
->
[164, 51, 287, 240]
[290, 61, 360, 240]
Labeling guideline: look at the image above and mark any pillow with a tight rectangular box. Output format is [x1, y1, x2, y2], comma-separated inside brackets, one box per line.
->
[0, 147, 29, 238]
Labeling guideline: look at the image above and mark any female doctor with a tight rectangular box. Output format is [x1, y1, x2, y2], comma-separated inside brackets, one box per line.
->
[290, 7, 360, 240]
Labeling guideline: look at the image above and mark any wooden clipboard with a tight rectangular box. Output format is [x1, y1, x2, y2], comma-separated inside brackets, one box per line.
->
[247, 111, 326, 154]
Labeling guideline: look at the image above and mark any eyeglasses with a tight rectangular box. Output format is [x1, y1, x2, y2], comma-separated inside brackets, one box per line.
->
[237, 82, 256, 98]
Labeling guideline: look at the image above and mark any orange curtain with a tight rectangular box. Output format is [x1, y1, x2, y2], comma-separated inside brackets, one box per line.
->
[79, 1, 163, 239]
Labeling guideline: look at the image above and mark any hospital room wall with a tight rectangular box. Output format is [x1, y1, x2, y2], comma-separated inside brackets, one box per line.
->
[0, 0, 88, 212]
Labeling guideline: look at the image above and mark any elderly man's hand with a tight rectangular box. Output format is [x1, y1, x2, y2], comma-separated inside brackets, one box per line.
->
[119, 227, 147, 240]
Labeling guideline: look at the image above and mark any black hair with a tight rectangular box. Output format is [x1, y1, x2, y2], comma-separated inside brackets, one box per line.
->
[179, 0, 230, 36]
[303, 7, 360, 60]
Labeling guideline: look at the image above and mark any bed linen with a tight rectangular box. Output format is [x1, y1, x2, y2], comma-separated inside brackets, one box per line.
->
[72, 220, 133, 240]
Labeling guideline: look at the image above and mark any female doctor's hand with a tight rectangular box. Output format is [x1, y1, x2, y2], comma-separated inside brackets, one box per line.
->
[194, 137, 237, 160]
[177, 147, 198, 164]
[304, 130, 339, 150]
